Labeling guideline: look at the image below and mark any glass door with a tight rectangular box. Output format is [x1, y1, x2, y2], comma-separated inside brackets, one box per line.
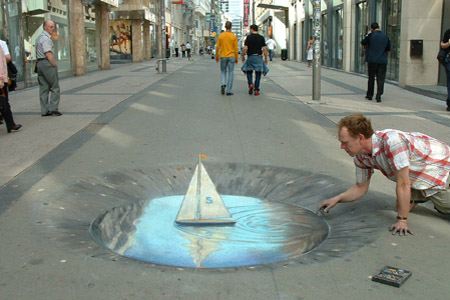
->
[384, 0, 401, 81]
[355, 1, 368, 74]
[321, 13, 328, 66]
[293, 23, 297, 60]
[333, 6, 343, 69]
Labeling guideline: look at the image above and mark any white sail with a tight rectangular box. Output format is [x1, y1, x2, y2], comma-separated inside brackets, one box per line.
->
[175, 160, 235, 225]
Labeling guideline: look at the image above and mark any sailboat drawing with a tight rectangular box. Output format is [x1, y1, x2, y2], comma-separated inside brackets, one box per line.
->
[175, 157, 235, 225]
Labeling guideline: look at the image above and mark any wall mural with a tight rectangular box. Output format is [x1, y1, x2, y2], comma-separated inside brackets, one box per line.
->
[110, 20, 132, 55]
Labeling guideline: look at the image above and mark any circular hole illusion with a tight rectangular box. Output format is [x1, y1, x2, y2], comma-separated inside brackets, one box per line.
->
[90, 195, 328, 269]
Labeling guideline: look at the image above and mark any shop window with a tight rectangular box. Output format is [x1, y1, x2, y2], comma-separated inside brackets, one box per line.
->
[355, 1, 368, 74]
[321, 13, 328, 66]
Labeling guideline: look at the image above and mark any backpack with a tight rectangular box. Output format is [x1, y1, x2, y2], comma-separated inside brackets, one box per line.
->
[7, 61, 17, 91]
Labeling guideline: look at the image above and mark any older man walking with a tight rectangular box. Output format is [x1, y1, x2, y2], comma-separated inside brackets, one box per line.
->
[36, 20, 62, 116]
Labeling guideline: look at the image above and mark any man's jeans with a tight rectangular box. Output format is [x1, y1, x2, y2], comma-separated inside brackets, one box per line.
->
[246, 71, 262, 90]
[220, 57, 235, 93]
[446, 61, 450, 108]
[269, 50, 273, 61]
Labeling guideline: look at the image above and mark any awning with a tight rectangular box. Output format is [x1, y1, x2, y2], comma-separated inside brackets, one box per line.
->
[110, 9, 156, 22]
[82, 0, 119, 7]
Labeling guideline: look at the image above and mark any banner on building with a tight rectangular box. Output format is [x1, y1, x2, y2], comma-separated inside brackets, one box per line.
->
[243, 0, 249, 27]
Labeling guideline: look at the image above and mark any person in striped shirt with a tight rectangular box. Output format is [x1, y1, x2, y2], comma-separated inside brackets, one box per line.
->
[320, 114, 450, 235]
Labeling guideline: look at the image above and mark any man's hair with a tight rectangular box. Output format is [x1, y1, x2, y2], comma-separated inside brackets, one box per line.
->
[43, 20, 54, 29]
[250, 24, 258, 32]
[338, 114, 374, 138]
[225, 21, 232, 30]
[370, 22, 379, 30]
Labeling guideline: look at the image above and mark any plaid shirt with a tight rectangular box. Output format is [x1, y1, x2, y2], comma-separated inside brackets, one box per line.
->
[354, 130, 450, 196]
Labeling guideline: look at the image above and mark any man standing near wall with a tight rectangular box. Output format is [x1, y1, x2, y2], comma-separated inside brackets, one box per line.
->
[361, 22, 390, 103]
[36, 20, 62, 117]
[215, 21, 239, 96]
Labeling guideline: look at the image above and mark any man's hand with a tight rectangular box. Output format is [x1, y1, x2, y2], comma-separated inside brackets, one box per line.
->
[319, 196, 340, 213]
[389, 220, 413, 236]
[235, 59, 238, 64]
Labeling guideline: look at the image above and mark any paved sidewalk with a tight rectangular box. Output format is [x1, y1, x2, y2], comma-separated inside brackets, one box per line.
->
[0, 56, 449, 300]
[0, 58, 191, 186]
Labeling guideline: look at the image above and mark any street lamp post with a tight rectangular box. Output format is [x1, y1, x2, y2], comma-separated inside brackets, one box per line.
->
[312, 0, 321, 101]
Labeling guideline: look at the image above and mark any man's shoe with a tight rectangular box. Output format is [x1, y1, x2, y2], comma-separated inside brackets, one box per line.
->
[221, 85, 225, 95]
[51, 111, 63, 116]
[41, 112, 52, 117]
[226, 92, 234, 96]
[248, 84, 253, 95]
[254, 90, 260, 96]
[7, 124, 22, 133]
[446, 106, 450, 112]
[365, 96, 372, 100]
[376, 96, 381, 102]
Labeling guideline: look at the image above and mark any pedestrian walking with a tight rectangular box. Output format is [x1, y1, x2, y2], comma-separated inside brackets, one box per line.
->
[186, 42, 192, 60]
[241, 24, 269, 96]
[320, 114, 450, 236]
[265, 37, 276, 61]
[215, 21, 239, 96]
[361, 22, 390, 102]
[440, 28, 450, 111]
[35, 20, 62, 116]
[181, 43, 186, 58]
[306, 36, 314, 67]
[0, 44, 21, 133]
[175, 41, 179, 57]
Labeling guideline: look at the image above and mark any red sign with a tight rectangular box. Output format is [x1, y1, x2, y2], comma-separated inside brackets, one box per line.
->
[243, 0, 249, 27]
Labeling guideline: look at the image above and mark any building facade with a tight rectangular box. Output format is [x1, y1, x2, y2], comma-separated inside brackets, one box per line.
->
[0, 0, 202, 88]
[288, 0, 450, 87]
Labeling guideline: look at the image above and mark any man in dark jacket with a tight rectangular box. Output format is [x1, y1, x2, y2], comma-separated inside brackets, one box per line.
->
[441, 28, 450, 111]
[361, 22, 391, 102]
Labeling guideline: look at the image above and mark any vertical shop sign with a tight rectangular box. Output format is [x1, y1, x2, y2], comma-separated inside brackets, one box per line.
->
[243, 0, 249, 27]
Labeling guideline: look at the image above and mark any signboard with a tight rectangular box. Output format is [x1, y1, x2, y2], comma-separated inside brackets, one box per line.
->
[100, 0, 119, 7]
[243, 0, 249, 27]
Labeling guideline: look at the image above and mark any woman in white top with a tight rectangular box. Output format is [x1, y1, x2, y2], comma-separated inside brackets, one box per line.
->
[306, 36, 314, 67]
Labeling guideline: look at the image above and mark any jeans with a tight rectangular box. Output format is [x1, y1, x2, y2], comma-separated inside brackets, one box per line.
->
[246, 71, 262, 90]
[269, 50, 273, 61]
[220, 57, 235, 93]
[446, 62, 450, 107]
[367, 63, 387, 98]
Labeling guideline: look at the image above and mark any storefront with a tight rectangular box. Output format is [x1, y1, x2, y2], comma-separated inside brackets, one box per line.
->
[3, 0, 25, 83]
[353, 0, 401, 81]
[85, 6, 97, 70]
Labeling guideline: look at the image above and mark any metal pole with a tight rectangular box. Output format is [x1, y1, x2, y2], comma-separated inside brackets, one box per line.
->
[160, 0, 167, 72]
[312, 0, 321, 101]
[252, 1, 255, 25]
